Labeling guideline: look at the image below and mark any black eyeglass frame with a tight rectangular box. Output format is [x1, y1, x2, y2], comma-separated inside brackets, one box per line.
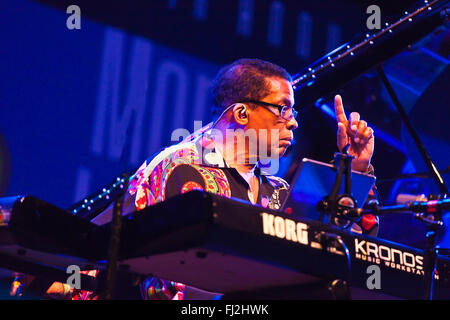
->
[240, 99, 298, 121]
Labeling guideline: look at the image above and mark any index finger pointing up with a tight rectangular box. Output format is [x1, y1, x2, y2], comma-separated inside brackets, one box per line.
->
[334, 95, 347, 124]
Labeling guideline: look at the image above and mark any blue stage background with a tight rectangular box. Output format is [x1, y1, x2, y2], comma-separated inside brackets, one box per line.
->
[0, 0, 449, 249]
[0, 0, 226, 208]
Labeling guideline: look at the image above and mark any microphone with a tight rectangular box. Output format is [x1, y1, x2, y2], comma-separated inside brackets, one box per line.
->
[346, 195, 449, 217]
[396, 193, 428, 205]
[408, 198, 450, 215]
[396, 194, 450, 214]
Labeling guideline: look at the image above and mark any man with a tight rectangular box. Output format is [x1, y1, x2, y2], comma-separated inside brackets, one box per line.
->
[128, 58, 375, 211]
[111, 58, 376, 300]
[12, 58, 377, 299]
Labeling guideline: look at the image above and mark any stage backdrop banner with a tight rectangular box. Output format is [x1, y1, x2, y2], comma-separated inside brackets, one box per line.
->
[0, 0, 221, 208]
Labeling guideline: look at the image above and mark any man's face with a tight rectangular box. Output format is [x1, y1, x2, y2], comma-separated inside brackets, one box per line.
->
[246, 77, 298, 159]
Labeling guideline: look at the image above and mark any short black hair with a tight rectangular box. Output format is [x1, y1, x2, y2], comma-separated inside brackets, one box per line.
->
[211, 58, 292, 117]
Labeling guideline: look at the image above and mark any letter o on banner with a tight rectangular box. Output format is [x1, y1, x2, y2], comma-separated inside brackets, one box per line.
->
[379, 245, 391, 261]
[274, 216, 286, 238]
[403, 252, 416, 268]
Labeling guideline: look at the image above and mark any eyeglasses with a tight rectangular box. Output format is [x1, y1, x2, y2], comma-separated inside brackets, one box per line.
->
[240, 99, 298, 121]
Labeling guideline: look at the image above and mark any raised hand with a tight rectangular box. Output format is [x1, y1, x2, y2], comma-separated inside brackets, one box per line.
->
[334, 95, 374, 172]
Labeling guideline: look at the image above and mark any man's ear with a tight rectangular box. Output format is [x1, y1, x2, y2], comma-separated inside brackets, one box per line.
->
[232, 103, 248, 125]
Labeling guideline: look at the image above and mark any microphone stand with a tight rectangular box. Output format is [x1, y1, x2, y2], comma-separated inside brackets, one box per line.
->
[376, 65, 448, 195]
[101, 118, 134, 300]
[102, 173, 129, 300]
[316, 144, 356, 299]
[317, 144, 358, 225]
[375, 64, 448, 300]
